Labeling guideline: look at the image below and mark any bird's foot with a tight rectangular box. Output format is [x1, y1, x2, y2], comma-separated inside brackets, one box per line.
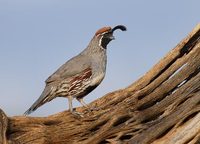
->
[84, 106, 101, 114]
[89, 106, 100, 111]
[71, 111, 84, 117]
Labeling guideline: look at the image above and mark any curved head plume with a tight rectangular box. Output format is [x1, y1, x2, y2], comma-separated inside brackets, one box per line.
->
[111, 25, 127, 33]
[94, 25, 127, 49]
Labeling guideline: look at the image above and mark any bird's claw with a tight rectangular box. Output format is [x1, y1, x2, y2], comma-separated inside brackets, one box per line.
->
[90, 106, 100, 111]
[71, 111, 84, 117]
[84, 107, 100, 114]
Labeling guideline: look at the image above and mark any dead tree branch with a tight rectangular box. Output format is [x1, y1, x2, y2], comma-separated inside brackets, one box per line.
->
[0, 24, 200, 144]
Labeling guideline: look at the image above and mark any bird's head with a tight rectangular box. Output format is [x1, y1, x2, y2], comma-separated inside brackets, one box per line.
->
[94, 25, 127, 49]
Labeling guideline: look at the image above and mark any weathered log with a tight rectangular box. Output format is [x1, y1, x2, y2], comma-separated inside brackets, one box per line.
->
[0, 109, 8, 144]
[0, 24, 200, 144]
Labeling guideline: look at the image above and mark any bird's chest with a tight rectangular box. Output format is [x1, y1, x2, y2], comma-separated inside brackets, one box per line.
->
[90, 73, 105, 86]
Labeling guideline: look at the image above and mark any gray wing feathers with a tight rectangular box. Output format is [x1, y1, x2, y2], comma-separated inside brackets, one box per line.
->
[46, 54, 91, 84]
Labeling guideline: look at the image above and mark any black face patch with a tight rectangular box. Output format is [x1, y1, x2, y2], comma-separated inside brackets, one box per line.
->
[99, 32, 113, 49]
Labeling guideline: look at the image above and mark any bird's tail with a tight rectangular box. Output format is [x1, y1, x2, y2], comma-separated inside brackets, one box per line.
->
[24, 86, 52, 115]
[24, 100, 41, 115]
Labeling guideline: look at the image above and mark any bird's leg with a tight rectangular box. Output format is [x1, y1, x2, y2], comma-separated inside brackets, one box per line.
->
[68, 96, 83, 117]
[76, 98, 99, 112]
[77, 98, 91, 110]
[68, 96, 73, 112]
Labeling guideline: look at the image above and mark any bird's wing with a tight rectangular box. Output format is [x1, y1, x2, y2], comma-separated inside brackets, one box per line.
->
[45, 54, 91, 84]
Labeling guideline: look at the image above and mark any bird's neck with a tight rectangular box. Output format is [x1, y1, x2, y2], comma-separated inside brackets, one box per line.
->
[82, 37, 107, 74]
[82, 37, 107, 55]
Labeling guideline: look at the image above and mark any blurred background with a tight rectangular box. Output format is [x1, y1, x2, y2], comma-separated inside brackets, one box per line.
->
[0, 0, 199, 116]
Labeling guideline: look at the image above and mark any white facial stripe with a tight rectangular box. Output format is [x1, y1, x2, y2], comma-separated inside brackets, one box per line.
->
[99, 35, 103, 47]
[98, 31, 109, 47]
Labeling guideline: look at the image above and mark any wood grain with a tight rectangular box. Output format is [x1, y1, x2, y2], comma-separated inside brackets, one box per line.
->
[0, 24, 200, 144]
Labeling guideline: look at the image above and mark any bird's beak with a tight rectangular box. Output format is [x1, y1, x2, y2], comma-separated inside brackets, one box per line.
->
[110, 35, 115, 40]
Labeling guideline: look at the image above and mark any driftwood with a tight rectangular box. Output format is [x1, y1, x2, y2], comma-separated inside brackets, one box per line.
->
[0, 24, 200, 144]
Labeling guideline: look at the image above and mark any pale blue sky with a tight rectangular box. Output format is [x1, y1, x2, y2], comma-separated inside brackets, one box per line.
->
[0, 0, 199, 116]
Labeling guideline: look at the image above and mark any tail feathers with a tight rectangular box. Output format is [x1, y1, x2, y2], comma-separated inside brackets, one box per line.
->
[24, 96, 48, 115]
[24, 101, 39, 115]
[24, 86, 52, 115]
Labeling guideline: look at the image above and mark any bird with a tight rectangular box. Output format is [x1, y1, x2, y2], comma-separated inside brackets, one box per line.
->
[24, 25, 127, 116]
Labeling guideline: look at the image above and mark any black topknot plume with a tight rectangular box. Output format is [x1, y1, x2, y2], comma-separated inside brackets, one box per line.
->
[112, 25, 127, 33]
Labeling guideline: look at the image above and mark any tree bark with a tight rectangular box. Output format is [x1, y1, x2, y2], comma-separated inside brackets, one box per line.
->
[1, 24, 200, 144]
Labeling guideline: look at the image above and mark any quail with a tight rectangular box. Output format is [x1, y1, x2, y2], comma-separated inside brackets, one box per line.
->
[24, 25, 127, 116]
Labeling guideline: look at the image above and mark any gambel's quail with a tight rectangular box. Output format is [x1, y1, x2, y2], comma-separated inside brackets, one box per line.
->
[24, 25, 127, 116]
